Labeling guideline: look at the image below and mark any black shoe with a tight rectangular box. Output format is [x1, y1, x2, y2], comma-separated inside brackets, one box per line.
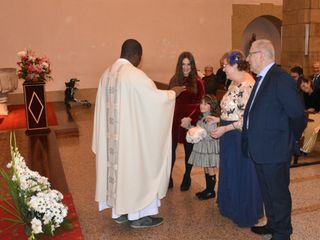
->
[195, 189, 207, 197]
[197, 191, 216, 200]
[251, 225, 273, 235]
[300, 149, 308, 156]
[168, 177, 173, 189]
[180, 175, 191, 192]
[269, 238, 290, 240]
[130, 216, 163, 229]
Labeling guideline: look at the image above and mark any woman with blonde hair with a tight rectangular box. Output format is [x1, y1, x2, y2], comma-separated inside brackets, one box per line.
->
[209, 50, 264, 227]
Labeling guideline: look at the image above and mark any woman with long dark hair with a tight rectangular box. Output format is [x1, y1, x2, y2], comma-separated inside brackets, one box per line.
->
[169, 51, 205, 191]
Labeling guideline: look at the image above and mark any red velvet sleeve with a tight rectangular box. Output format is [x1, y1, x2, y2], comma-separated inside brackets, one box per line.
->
[188, 78, 205, 125]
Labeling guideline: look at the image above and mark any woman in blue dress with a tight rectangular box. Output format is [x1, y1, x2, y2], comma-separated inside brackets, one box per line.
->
[209, 50, 264, 227]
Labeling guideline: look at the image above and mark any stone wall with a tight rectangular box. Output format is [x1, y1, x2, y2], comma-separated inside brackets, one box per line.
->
[232, 4, 282, 51]
[282, 0, 320, 76]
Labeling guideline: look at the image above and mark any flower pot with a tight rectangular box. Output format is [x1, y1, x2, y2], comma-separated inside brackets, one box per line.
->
[23, 81, 50, 135]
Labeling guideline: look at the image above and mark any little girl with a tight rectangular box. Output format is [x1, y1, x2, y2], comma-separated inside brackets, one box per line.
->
[183, 95, 220, 200]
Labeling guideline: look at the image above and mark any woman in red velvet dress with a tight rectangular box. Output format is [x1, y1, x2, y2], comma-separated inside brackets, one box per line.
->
[169, 52, 205, 191]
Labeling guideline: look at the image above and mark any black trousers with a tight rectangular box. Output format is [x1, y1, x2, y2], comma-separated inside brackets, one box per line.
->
[254, 161, 292, 240]
[171, 142, 193, 177]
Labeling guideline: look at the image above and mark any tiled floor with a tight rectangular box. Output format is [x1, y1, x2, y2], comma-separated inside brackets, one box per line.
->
[56, 104, 320, 240]
[1, 103, 320, 239]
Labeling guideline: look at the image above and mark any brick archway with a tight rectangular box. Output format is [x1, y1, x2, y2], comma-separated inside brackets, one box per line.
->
[242, 15, 282, 62]
[232, 3, 282, 54]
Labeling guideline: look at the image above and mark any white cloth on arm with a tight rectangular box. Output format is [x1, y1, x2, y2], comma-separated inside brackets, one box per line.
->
[186, 125, 207, 143]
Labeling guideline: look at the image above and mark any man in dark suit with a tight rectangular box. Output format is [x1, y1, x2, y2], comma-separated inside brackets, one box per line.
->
[243, 39, 306, 240]
[202, 65, 218, 96]
[311, 61, 320, 91]
[215, 59, 231, 90]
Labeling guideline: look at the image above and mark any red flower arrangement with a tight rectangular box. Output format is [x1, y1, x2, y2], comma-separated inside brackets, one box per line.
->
[16, 50, 52, 83]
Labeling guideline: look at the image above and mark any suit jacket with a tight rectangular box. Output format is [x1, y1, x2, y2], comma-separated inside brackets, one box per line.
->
[242, 64, 306, 164]
[303, 88, 320, 112]
[202, 74, 218, 95]
[311, 74, 320, 91]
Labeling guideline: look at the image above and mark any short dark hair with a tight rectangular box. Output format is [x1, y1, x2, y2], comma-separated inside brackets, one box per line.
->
[120, 39, 142, 59]
[290, 66, 304, 76]
[300, 77, 313, 89]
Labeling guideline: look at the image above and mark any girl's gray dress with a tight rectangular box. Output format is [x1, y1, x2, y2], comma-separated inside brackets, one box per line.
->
[188, 112, 220, 167]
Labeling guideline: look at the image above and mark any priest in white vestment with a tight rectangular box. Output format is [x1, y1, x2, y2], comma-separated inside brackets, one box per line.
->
[92, 39, 185, 228]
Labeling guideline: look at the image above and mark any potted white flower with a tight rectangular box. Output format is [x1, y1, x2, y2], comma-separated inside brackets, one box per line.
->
[0, 133, 72, 240]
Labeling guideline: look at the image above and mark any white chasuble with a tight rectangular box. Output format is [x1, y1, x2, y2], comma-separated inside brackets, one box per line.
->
[92, 58, 176, 215]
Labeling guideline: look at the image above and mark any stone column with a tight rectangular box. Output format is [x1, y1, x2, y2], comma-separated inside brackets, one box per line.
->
[281, 0, 320, 76]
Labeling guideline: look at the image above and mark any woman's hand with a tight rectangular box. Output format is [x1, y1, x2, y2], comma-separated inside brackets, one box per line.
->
[181, 117, 192, 129]
[205, 115, 220, 123]
[171, 86, 186, 97]
[210, 126, 226, 138]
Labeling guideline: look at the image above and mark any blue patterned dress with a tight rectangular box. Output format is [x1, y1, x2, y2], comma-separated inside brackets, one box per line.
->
[217, 79, 264, 227]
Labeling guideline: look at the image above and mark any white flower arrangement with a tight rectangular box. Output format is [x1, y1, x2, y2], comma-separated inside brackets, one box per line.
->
[0, 133, 70, 240]
[186, 125, 207, 144]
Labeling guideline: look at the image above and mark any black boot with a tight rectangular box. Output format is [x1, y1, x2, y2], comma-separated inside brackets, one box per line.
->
[180, 143, 193, 192]
[180, 174, 191, 192]
[195, 189, 207, 197]
[195, 173, 208, 197]
[197, 174, 216, 200]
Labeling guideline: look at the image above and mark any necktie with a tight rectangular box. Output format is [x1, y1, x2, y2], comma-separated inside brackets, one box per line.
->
[246, 75, 262, 128]
[250, 75, 262, 104]
[251, 75, 262, 98]
[313, 74, 320, 90]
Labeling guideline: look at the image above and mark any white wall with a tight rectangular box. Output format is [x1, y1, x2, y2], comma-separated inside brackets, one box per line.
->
[0, 0, 282, 94]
